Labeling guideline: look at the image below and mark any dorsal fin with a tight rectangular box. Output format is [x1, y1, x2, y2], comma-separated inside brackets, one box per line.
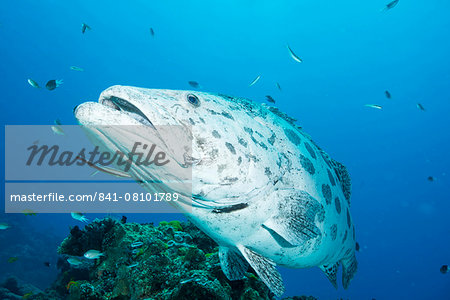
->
[264, 105, 298, 126]
[314, 146, 352, 205]
[331, 159, 351, 203]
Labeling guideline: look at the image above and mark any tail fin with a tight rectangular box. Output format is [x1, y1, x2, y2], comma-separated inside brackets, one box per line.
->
[341, 253, 358, 289]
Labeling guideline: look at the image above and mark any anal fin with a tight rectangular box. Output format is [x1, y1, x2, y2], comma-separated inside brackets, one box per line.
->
[319, 262, 339, 289]
[341, 253, 358, 289]
[237, 245, 285, 297]
[219, 246, 249, 281]
[262, 190, 323, 246]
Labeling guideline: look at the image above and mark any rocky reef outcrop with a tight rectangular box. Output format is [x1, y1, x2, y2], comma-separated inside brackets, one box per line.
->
[29, 218, 316, 300]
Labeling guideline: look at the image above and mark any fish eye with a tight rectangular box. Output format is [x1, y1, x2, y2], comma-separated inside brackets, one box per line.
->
[187, 94, 200, 107]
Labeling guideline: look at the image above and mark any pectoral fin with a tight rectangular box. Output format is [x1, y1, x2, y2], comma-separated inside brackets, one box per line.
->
[262, 190, 323, 246]
[237, 245, 285, 297]
[219, 246, 249, 281]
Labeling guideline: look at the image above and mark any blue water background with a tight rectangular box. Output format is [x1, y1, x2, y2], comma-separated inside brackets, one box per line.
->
[1, 0, 450, 298]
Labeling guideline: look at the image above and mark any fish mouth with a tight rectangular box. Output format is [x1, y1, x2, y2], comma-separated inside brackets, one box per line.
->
[74, 85, 160, 128]
[99, 95, 155, 128]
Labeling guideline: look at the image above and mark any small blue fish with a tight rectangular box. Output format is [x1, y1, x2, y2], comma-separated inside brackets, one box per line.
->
[249, 75, 261, 87]
[27, 79, 40, 89]
[70, 66, 84, 72]
[84, 250, 104, 259]
[365, 104, 382, 110]
[382, 0, 399, 11]
[81, 23, 91, 34]
[46, 79, 63, 91]
[287, 44, 302, 63]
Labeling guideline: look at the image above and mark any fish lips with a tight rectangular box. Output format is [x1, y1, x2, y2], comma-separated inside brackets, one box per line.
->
[74, 101, 151, 127]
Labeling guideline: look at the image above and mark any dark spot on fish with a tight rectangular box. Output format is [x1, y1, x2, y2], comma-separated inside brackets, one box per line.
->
[255, 131, 264, 138]
[238, 138, 248, 147]
[316, 209, 325, 223]
[237, 157, 242, 165]
[221, 177, 239, 184]
[427, 176, 435, 182]
[206, 109, 219, 115]
[304, 142, 316, 159]
[259, 142, 268, 150]
[268, 133, 276, 145]
[199, 117, 205, 124]
[355, 242, 360, 252]
[321, 152, 332, 169]
[244, 127, 253, 135]
[196, 138, 206, 148]
[250, 135, 258, 144]
[218, 93, 235, 102]
[342, 230, 348, 243]
[300, 154, 315, 175]
[328, 169, 336, 186]
[334, 197, 341, 214]
[221, 111, 234, 120]
[265, 167, 272, 176]
[188, 118, 196, 125]
[212, 130, 221, 138]
[225, 142, 236, 155]
[284, 128, 301, 145]
[347, 208, 351, 228]
[212, 203, 248, 213]
[322, 184, 332, 205]
[330, 224, 337, 241]
[209, 148, 219, 159]
[246, 153, 259, 162]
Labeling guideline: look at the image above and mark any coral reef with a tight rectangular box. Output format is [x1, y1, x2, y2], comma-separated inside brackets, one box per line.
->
[29, 218, 317, 300]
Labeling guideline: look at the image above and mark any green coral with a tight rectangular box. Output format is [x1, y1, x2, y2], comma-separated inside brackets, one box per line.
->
[168, 220, 183, 231]
[158, 221, 169, 227]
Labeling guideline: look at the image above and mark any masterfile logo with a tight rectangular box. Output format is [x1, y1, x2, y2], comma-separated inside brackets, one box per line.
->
[4, 125, 192, 213]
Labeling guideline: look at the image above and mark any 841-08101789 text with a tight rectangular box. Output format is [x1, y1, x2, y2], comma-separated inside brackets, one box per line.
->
[9, 192, 179, 202]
